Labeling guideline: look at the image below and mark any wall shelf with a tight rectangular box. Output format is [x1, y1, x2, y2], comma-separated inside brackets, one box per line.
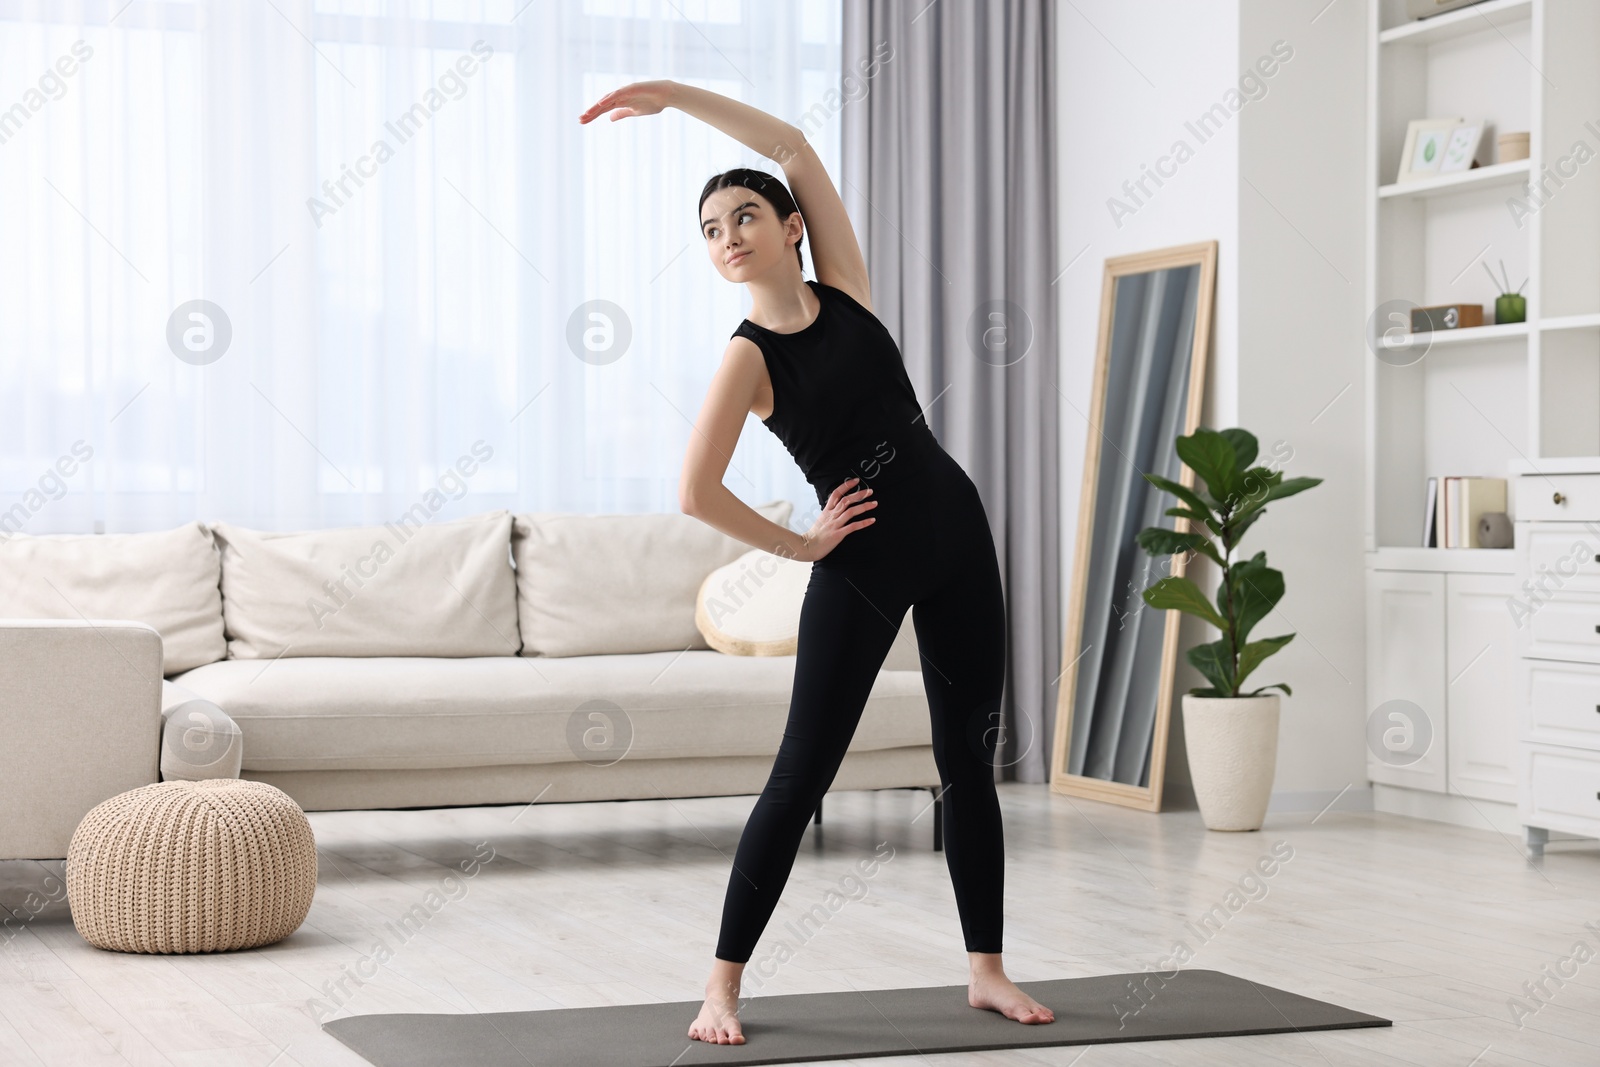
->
[1379, 321, 1528, 349]
[1377, 158, 1530, 200]
[1378, 0, 1531, 46]
[1541, 313, 1600, 333]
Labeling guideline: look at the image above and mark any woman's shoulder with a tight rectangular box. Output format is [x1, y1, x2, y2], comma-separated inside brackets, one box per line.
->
[813, 277, 871, 314]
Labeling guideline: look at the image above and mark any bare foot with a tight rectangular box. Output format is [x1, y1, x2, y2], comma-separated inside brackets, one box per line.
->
[687, 981, 746, 1044]
[968, 972, 1055, 1024]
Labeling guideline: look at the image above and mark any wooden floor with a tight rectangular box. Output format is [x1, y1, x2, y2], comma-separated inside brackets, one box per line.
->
[1, 783, 1596, 1066]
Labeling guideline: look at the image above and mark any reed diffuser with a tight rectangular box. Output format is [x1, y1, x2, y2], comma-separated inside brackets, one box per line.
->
[1485, 258, 1526, 324]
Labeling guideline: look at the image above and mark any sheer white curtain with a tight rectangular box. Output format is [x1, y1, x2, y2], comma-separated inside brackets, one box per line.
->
[0, 0, 840, 535]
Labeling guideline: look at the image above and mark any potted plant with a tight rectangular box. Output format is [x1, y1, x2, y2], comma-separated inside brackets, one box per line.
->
[1135, 427, 1322, 831]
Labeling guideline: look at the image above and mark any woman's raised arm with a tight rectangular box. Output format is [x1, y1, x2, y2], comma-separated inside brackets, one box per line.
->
[581, 80, 803, 163]
[579, 80, 871, 305]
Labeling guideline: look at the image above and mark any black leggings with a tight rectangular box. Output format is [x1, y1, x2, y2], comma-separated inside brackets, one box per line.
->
[713, 447, 1006, 963]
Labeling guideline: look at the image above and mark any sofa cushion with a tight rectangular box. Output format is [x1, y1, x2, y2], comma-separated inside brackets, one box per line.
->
[168, 651, 930, 772]
[160, 679, 244, 782]
[694, 547, 923, 671]
[695, 548, 810, 656]
[512, 500, 794, 657]
[0, 522, 225, 675]
[209, 509, 519, 660]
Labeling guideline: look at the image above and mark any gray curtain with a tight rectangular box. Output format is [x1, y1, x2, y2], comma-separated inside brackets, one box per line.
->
[841, 0, 1059, 783]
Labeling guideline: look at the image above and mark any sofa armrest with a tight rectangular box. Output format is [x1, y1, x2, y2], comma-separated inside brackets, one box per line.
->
[160, 680, 244, 782]
[0, 619, 165, 860]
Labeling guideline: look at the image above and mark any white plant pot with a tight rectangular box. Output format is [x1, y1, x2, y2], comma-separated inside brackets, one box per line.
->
[1180, 693, 1280, 831]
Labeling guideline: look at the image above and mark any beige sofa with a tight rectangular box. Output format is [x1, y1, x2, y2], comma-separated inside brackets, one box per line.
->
[0, 505, 939, 860]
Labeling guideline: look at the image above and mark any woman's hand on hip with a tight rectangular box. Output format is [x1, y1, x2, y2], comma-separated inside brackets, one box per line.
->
[578, 80, 677, 124]
[794, 477, 877, 563]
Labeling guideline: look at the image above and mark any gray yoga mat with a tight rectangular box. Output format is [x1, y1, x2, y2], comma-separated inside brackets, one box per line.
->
[323, 968, 1390, 1066]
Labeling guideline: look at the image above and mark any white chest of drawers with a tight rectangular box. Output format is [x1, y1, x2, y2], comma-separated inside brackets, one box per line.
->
[1513, 470, 1600, 855]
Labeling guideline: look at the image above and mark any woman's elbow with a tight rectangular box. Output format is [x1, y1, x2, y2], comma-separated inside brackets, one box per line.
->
[679, 478, 709, 516]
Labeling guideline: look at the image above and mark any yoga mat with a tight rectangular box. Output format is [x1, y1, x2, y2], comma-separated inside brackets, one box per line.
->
[323, 968, 1390, 1066]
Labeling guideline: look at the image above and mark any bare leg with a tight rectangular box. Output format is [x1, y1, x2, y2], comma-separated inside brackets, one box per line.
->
[968, 951, 1055, 1023]
[688, 957, 748, 1043]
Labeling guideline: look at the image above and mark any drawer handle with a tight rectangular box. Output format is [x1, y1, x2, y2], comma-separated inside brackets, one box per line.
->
[1554, 492, 1567, 504]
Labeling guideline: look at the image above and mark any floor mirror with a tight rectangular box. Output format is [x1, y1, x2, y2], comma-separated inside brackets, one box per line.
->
[1049, 240, 1216, 811]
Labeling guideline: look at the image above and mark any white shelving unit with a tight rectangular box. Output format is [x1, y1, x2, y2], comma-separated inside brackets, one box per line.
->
[1364, 0, 1600, 842]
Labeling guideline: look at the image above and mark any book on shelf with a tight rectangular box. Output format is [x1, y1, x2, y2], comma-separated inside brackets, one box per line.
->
[1422, 476, 1438, 547]
[1431, 476, 1506, 548]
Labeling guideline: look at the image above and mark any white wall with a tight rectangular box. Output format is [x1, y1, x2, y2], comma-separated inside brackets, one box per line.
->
[1236, 0, 1368, 807]
[1055, 0, 1368, 810]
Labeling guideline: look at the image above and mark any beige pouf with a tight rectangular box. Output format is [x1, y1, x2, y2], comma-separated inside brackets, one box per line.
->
[67, 778, 317, 953]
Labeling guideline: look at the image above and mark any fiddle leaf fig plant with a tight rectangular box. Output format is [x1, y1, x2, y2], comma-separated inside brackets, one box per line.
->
[1134, 427, 1322, 698]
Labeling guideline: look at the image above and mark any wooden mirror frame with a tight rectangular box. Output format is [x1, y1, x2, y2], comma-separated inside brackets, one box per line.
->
[1048, 239, 1217, 811]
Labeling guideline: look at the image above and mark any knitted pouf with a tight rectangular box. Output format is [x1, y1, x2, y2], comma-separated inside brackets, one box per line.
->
[66, 778, 317, 953]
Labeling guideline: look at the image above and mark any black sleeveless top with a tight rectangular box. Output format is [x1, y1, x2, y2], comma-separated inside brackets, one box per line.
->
[731, 279, 942, 502]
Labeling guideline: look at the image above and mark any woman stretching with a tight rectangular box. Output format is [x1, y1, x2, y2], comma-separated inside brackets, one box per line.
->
[578, 79, 1054, 1045]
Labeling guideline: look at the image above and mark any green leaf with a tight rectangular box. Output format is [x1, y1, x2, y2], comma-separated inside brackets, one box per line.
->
[1175, 429, 1239, 502]
[1218, 428, 1258, 470]
[1136, 527, 1224, 568]
[1229, 506, 1266, 546]
[1234, 633, 1294, 689]
[1143, 472, 1212, 518]
[1224, 554, 1284, 645]
[1245, 682, 1292, 697]
[1188, 686, 1226, 698]
[1136, 527, 1202, 554]
[1164, 506, 1222, 537]
[1141, 576, 1227, 631]
[1235, 476, 1323, 524]
[1263, 475, 1323, 501]
[1187, 639, 1236, 696]
[1230, 466, 1281, 514]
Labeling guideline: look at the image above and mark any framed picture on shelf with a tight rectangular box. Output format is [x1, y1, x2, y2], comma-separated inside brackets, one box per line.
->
[1439, 120, 1485, 173]
[1397, 117, 1465, 183]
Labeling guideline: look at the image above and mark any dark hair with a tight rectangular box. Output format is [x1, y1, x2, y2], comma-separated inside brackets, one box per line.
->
[697, 168, 804, 271]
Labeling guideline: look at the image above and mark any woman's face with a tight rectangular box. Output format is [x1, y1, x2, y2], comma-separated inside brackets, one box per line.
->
[699, 187, 794, 282]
